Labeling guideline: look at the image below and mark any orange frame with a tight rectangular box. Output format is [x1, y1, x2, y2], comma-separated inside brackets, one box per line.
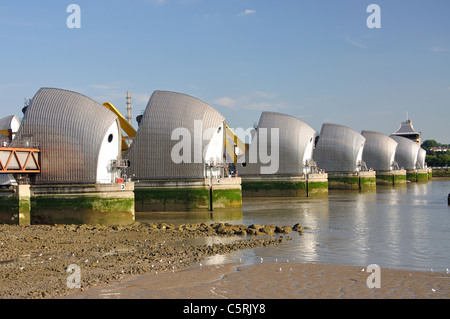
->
[0, 147, 41, 174]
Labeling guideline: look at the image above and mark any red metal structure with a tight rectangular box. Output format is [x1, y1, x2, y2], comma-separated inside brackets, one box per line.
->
[0, 147, 41, 174]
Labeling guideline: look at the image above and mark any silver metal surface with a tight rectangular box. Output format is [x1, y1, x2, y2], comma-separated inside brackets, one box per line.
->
[11, 87, 120, 184]
[0, 115, 18, 131]
[314, 123, 366, 172]
[390, 135, 420, 170]
[361, 130, 398, 171]
[125, 90, 225, 180]
[239, 112, 316, 175]
[416, 148, 427, 169]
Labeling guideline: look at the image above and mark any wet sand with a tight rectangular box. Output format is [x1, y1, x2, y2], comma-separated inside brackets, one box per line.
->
[0, 222, 291, 299]
[63, 261, 450, 299]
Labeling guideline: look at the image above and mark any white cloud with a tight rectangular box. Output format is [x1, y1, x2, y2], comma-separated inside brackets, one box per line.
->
[90, 84, 115, 90]
[253, 91, 278, 99]
[213, 96, 237, 107]
[237, 9, 256, 16]
[431, 47, 450, 53]
[247, 101, 288, 110]
[345, 35, 368, 50]
[131, 93, 151, 104]
[213, 91, 289, 111]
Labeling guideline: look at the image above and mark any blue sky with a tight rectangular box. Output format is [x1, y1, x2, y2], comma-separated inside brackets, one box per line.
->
[1, 0, 449, 142]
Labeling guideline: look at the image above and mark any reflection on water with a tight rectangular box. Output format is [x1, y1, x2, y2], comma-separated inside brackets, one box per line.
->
[137, 180, 450, 272]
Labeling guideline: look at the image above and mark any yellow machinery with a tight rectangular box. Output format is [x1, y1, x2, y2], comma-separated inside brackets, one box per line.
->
[224, 125, 248, 166]
[103, 102, 137, 154]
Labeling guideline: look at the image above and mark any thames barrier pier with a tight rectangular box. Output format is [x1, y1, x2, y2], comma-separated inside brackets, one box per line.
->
[361, 131, 406, 186]
[239, 112, 328, 197]
[314, 123, 376, 191]
[125, 91, 242, 212]
[0, 88, 135, 225]
[391, 118, 430, 183]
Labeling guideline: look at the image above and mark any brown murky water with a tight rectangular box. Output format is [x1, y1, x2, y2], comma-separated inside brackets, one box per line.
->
[138, 180, 450, 273]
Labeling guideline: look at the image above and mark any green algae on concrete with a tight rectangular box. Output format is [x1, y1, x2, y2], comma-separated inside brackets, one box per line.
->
[376, 173, 394, 185]
[134, 187, 210, 212]
[417, 173, 429, 183]
[360, 176, 376, 189]
[406, 169, 429, 183]
[306, 181, 329, 197]
[211, 188, 242, 209]
[241, 174, 328, 198]
[134, 177, 243, 212]
[406, 171, 417, 182]
[0, 185, 31, 225]
[376, 172, 407, 186]
[327, 176, 360, 190]
[242, 180, 307, 197]
[327, 171, 377, 191]
[0, 191, 19, 224]
[27, 183, 135, 225]
[394, 174, 407, 184]
[31, 195, 135, 225]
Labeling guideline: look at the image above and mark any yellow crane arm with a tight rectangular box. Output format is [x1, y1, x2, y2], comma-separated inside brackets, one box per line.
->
[103, 102, 137, 154]
[224, 125, 248, 165]
[103, 102, 136, 138]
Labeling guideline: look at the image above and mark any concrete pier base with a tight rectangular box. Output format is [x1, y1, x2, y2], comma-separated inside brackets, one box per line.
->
[241, 173, 328, 197]
[327, 171, 376, 191]
[30, 183, 135, 225]
[1, 183, 134, 225]
[306, 173, 329, 197]
[210, 177, 242, 210]
[417, 169, 429, 183]
[0, 184, 31, 225]
[134, 178, 242, 212]
[375, 170, 407, 186]
[407, 169, 429, 183]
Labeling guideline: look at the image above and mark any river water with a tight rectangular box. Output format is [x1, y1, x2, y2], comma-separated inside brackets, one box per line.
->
[137, 180, 450, 273]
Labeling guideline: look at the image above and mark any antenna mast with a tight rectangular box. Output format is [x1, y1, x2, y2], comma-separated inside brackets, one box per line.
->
[126, 91, 132, 124]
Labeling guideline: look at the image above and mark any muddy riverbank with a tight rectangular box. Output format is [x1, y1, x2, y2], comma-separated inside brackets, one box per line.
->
[0, 222, 294, 299]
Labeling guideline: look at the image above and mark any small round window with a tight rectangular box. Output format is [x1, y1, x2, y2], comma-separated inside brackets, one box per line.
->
[108, 134, 113, 143]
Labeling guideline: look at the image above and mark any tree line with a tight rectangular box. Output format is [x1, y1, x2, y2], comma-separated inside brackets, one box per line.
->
[421, 140, 450, 167]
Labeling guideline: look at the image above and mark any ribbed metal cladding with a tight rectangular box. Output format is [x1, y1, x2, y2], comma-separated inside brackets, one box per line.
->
[390, 135, 420, 170]
[361, 130, 398, 171]
[417, 148, 427, 169]
[125, 90, 225, 180]
[239, 112, 316, 175]
[314, 123, 366, 172]
[11, 88, 119, 184]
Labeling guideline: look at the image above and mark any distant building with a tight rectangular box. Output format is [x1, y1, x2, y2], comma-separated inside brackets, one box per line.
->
[391, 118, 421, 145]
[430, 147, 449, 152]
